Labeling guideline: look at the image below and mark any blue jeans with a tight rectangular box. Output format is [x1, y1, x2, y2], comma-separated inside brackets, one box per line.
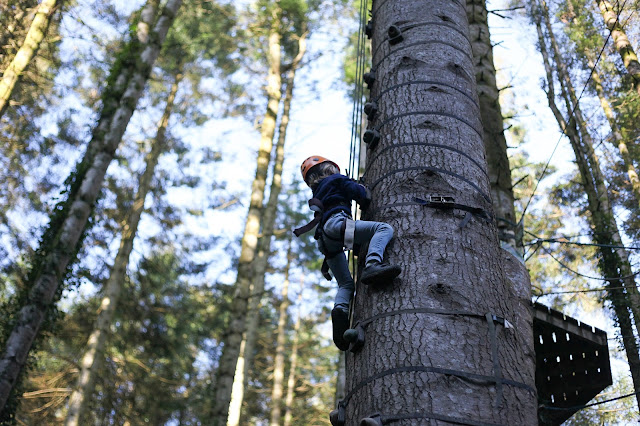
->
[320, 211, 394, 311]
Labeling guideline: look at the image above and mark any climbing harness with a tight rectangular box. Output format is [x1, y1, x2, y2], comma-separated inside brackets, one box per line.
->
[293, 199, 357, 281]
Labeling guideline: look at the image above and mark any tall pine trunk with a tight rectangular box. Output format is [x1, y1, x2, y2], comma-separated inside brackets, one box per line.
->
[64, 68, 182, 426]
[226, 34, 306, 426]
[595, 0, 640, 95]
[227, 34, 306, 426]
[345, 1, 537, 423]
[0, 0, 59, 119]
[211, 11, 282, 425]
[0, 0, 182, 410]
[282, 285, 302, 426]
[269, 240, 293, 426]
[466, 0, 520, 252]
[534, 1, 640, 409]
[587, 56, 640, 205]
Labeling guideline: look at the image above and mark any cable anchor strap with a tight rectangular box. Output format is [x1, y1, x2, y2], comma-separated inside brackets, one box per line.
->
[486, 313, 503, 408]
[345, 307, 486, 353]
[340, 365, 536, 410]
[413, 196, 493, 228]
[362, 412, 504, 426]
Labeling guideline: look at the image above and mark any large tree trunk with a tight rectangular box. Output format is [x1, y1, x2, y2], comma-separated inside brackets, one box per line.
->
[282, 289, 302, 426]
[587, 55, 640, 205]
[0, 0, 59, 119]
[0, 0, 181, 411]
[64, 68, 182, 426]
[211, 12, 282, 425]
[466, 0, 520, 253]
[269, 241, 293, 426]
[226, 34, 306, 426]
[283, 284, 304, 426]
[595, 0, 640, 95]
[343, 1, 537, 424]
[534, 1, 640, 409]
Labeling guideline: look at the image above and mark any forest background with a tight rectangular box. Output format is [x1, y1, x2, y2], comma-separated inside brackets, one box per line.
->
[0, 0, 639, 423]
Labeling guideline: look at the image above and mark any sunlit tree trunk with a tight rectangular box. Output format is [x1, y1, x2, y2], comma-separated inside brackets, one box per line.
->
[535, 1, 640, 409]
[226, 34, 306, 426]
[282, 288, 302, 426]
[0, 0, 59, 119]
[0, 0, 181, 411]
[595, 0, 640, 95]
[269, 241, 293, 426]
[211, 9, 282, 425]
[467, 0, 520, 253]
[345, 0, 537, 423]
[64, 68, 182, 426]
[587, 56, 640, 205]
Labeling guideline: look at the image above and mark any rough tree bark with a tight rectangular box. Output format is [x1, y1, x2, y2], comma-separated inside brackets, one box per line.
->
[64, 68, 182, 426]
[595, 0, 640, 95]
[342, 0, 538, 424]
[210, 8, 282, 424]
[269, 240, 294, 426]
[0, 0, 59, 119]
[466, 0, 520, 253]
[0, 0, 181, 410]
[534, 1, 640, 409]
[226, 34, 306, 426]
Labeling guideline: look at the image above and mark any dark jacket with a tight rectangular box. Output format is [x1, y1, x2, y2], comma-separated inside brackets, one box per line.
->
[312, 173, 367, 224]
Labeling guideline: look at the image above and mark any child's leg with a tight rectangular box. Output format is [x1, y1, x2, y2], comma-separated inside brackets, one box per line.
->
[354, 220, 394, 265]
[326, 252, 355, 312]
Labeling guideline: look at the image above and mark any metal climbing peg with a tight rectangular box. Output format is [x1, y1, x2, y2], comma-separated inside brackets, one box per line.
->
[363, 70, 376, 89]
[364, 102, 378, 120]
[363, 129, 380, 150]
[388, 25, 403, 45]
[344, 324, 366, 353]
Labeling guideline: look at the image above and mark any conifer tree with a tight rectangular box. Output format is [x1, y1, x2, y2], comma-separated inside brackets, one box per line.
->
[0, 0, 59, 119]
[209, 1, 283, 421]
[595, 0, 640, 95]
[533, 0, 640, 409]
[0, 0, 182, 412]
[226, 32, 307, 425]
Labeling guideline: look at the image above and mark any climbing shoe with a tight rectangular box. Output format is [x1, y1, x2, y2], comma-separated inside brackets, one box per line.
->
[360, 261, 401, 286]
[331, 307, 350, 351]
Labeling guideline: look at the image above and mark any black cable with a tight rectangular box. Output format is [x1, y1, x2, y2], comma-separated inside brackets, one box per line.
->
[538, 244, 640, 281]
[523, 229, 640, 250]
[540, 390, 640, 411]
[517, 0, 628, 223]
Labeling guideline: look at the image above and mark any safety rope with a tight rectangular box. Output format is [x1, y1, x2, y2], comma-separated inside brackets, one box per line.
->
[363, 411, 504, 426]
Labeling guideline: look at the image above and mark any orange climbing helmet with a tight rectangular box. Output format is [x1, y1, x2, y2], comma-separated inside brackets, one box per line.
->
[300, 156, 340, 181]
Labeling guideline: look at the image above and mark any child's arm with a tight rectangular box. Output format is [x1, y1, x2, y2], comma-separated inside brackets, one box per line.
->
[341, 178, 371, 204]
